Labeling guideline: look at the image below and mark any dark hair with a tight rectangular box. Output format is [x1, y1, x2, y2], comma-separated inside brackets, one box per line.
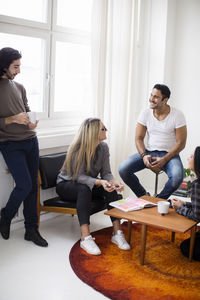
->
[0, 47, 22, 77]
[153, 84, 171, 100]
[194, 146, 200, 180]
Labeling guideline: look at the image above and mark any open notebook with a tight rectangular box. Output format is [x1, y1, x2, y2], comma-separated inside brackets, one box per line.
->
[110, 197, 157, 212]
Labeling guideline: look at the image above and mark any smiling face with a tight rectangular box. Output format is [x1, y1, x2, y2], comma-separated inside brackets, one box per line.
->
[187, 153, 195, 172]
[149, 88, 168, 110]
[98, 121, 107, 142]
[3, 59, 21, 80]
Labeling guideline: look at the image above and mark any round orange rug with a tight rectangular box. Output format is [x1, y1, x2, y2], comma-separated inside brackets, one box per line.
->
[69, 223, 200, 300]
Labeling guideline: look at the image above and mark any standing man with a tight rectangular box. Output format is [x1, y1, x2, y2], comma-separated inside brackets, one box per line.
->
[119, 84, 187, 199]
[0, 47, 48, 247]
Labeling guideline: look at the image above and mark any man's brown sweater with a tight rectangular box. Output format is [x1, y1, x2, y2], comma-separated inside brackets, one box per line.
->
[0, 78, 36, 142]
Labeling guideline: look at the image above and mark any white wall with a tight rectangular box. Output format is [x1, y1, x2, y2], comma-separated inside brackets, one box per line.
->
[167, 0, 200, 166]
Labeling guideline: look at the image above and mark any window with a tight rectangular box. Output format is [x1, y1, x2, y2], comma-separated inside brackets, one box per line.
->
[56, 0, 92, 31]
[0, 0, 93, 128]
[0, 0, 48, 23]
[0, 32, 46, 113]
[54, 41, 91, 113]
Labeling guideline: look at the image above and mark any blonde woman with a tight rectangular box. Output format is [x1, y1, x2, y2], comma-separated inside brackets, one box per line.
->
[56, 118, 130, 255]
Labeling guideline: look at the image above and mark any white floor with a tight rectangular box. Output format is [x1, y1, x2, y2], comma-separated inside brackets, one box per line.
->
[0, 212, 112, 300]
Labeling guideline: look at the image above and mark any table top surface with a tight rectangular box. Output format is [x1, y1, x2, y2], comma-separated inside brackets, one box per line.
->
[105, 196, 197, 233]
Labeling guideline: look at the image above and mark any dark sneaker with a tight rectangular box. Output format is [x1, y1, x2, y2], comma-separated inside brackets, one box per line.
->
[25, 229, 48, 247]
[0, 209, 11, 240]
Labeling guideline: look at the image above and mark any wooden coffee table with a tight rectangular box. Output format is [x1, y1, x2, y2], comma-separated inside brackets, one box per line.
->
[105, 196, 197, 265]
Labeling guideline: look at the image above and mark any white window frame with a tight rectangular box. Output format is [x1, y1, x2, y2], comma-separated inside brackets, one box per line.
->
[0, 0, 92, 144]
[52, 0, 92, 37]
[0, 23, 50, 120]
[0, 0, 52, 29]
[50, 32, 91, 119]
[50, 0, 92, 125]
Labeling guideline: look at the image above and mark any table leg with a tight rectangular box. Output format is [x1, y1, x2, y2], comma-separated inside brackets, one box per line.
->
[127, 221, 132, 244]
[189, 225, 197, 262]
[140, 224, 147, 265]
[171, 232, 175, 242]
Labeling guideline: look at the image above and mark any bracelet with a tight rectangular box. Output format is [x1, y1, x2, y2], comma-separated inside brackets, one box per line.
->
[140, 151, 147, 158]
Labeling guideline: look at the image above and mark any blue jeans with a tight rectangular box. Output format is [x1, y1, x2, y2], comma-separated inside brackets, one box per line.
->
[0, 137, 39, 230]
[119, 150, 184, 199]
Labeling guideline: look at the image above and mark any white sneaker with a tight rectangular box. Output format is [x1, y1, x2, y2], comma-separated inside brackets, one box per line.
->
[111, 230, 130, 250]
[80, 235, 101, 255]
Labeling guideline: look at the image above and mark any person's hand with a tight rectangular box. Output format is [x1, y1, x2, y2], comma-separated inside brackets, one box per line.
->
[144, 155, 165, 173]
[150, 156, 166, 169]
[28, 120, 39, 130]
[143, 154, 151, 168]
[100, 180, 115, 192]
[171, 198, 185, 211]
[6, 112, 29, 125]
[109, 180, 124, 192]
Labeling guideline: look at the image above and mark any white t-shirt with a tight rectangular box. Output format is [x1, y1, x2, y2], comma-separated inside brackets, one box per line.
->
[137, 107, 186, 152]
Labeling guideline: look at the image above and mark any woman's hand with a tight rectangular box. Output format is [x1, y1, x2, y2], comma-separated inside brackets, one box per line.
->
[171, 198, 186, 211]
[109, 180, 124, 192]
[95, 179, 124, 192]
[100, 180, 115, 192]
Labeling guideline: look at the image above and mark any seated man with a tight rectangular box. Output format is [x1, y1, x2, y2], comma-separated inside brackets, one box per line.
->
[119, 83, 187, 199]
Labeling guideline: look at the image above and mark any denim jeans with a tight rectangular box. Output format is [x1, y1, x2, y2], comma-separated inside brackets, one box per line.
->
[119, 150, 184, 199]
[0, 137, 39, 230]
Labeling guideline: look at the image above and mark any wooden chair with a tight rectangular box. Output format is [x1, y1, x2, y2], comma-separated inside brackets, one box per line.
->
[37, 152, 115, 225]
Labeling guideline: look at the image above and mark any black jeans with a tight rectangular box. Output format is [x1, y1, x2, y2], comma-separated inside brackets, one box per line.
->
[56, 181, 118, 226]
[0, 137, 39, 230]
[180, 231, 200, 261]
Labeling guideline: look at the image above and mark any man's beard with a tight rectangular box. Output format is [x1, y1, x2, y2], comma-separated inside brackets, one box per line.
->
[149, 102, 158, 109]
[4, 69, 15, 80]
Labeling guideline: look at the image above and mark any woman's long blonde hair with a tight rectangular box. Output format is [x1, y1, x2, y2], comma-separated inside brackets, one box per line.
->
[62, 118, 101, 180]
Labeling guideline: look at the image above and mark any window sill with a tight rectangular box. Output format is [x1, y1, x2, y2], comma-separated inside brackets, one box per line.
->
[37, 126, 75, 150]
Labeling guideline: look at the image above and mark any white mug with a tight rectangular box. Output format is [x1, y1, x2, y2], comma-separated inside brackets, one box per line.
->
[157, 201, 170, 215]
[27, 111, 37, 124]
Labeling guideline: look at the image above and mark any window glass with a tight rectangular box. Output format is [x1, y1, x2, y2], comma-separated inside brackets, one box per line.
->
[57, 0, 93, 31]
[0, 0, 48, 23]
[0, 1, 93, 123]
[54, 41, 92, 114]
[0, 33, 46, 112]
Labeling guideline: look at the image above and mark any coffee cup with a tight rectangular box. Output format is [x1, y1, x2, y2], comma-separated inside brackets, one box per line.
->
[157, 201, 170, 215]
[27, 111, 37, 124]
